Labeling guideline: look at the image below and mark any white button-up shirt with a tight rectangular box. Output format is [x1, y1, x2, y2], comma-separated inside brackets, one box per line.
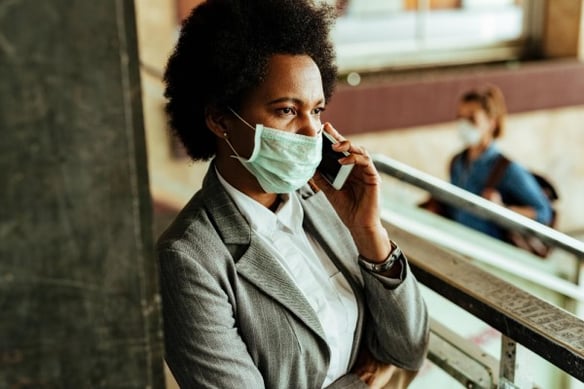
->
[217, 172, 359, 387]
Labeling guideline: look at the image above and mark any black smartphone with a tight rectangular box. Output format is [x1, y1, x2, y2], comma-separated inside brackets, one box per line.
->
[317, 132, 354, 190]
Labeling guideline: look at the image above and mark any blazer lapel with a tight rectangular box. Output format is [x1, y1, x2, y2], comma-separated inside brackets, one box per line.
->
[235, 239, 325, 339]
[201, 167, 326, 341]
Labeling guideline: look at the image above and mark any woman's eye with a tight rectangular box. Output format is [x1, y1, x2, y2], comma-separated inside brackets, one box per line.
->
[313, 107, 325, 115]
[279, 107, 296, 115]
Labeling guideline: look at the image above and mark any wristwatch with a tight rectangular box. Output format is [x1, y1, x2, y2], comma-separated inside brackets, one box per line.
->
[358, 241, 402, 273]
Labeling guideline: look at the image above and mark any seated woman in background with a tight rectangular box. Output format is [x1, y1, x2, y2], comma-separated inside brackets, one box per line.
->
[425, 85, 553, 245]
[157, 0, 429, 388]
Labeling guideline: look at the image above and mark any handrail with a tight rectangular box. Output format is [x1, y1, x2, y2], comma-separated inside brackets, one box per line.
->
[381, 206, 584, 302]
[373, 154, 584, 259]
[382, 220, 584, 384]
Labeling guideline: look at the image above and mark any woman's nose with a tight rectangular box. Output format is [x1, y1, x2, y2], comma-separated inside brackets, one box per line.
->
[296, 116, 322, 137]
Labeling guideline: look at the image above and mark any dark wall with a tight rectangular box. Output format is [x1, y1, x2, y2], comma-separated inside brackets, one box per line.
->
[0, 1, 164, 387]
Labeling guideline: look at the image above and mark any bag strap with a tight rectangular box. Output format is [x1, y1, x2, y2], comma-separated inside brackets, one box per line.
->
[485, 154, 510, 189]
[449, 149, 466, 177]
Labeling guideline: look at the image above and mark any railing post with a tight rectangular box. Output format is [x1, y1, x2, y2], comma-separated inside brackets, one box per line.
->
[499, 335, 517, 388]
[498, 338, 520, 388]
[576, 258, 584, 317]
[569, 259, 584, 389]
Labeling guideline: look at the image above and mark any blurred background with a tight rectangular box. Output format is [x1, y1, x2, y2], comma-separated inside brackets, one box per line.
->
[137, 0, 584, 243]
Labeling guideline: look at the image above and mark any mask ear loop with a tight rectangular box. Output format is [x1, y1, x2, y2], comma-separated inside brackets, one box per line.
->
[225, 107, 262, 162]
[227, 107, 256, 131]
[222, 132, 242, 159]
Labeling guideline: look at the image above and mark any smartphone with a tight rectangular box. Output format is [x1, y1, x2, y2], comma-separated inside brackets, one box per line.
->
[317, 131, 354, 190]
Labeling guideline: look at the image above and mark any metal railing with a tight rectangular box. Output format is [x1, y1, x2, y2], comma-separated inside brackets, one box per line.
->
[373, 154, 584, 259]
[427, 318, 499, 388]
[383, 220, 584, 387]
[374, 154, 584, 387]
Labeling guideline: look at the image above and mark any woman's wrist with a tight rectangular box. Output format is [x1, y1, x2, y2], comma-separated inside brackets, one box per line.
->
[351, 224, 391, 263]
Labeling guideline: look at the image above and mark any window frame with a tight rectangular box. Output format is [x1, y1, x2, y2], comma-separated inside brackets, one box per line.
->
[332, 0, 545, 74]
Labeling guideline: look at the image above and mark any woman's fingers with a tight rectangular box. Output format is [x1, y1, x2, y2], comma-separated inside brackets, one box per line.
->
[322, 122, 344, 141]
[322, 123, 368, 158]
[339, 148, 370, 166]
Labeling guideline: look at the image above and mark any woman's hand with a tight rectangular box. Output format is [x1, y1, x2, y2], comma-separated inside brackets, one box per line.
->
[482, 188, 503, 205]
[311, 122, 390, 262]
[482, 188, 537, 219]
[352, 346, 397, 389]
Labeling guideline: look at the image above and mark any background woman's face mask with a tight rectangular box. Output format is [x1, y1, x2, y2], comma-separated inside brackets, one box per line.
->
[458, 119, 482, 146]
[224, 108, 323, 193]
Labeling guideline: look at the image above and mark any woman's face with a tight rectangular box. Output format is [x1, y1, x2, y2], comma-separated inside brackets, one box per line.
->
[225, 54, 325, 159]
[457, 100, 495, 146]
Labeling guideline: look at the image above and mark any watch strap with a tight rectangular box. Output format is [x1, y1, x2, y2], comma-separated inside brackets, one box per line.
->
[358, 241, 401, 273]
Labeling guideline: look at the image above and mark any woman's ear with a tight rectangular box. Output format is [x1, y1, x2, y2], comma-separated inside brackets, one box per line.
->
[205, 105, 230, 138]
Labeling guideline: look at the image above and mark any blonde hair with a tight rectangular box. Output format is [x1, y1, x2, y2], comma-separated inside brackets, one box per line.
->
[460, 85, 507, 138]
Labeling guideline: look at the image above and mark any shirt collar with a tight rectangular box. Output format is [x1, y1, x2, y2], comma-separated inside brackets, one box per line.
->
[215, 168, 304, 239]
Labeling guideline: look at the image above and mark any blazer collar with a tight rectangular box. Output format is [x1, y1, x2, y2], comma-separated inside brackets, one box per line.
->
[199, 165, 251, 245]
[201, 168, 367, 362]
[200, 166, 326, 340]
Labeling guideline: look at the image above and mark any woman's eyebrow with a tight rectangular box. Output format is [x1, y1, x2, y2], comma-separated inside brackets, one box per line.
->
[267, 97, 325, 106]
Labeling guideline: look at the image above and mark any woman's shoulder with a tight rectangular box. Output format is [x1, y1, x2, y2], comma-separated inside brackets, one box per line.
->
[156, 198, 243, 285]
[157, 191, 217, 253]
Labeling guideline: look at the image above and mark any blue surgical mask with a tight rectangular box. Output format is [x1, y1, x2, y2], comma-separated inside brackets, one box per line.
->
[225, 108, 323, 193]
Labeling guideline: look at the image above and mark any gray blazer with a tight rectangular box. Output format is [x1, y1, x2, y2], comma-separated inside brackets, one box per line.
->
[158, 166, 429, 388]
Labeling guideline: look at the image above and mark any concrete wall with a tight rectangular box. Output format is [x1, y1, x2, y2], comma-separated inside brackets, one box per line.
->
[544, 0, 584, 59]
[0, 0, 163, 386]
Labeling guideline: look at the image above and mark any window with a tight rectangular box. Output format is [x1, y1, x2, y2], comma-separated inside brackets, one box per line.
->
[330, 0, 543, 74]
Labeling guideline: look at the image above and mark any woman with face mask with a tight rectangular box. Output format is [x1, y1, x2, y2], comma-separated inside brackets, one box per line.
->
[447, 86, 553, 240]
[158, 0, 429, 388]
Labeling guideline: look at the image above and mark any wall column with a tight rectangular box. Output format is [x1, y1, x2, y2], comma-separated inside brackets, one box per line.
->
[543, 0, 584, 59]
[0, 0, 164, 387]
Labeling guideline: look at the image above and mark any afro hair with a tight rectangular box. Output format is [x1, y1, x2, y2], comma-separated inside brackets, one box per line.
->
[163, 0, 338, 161]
